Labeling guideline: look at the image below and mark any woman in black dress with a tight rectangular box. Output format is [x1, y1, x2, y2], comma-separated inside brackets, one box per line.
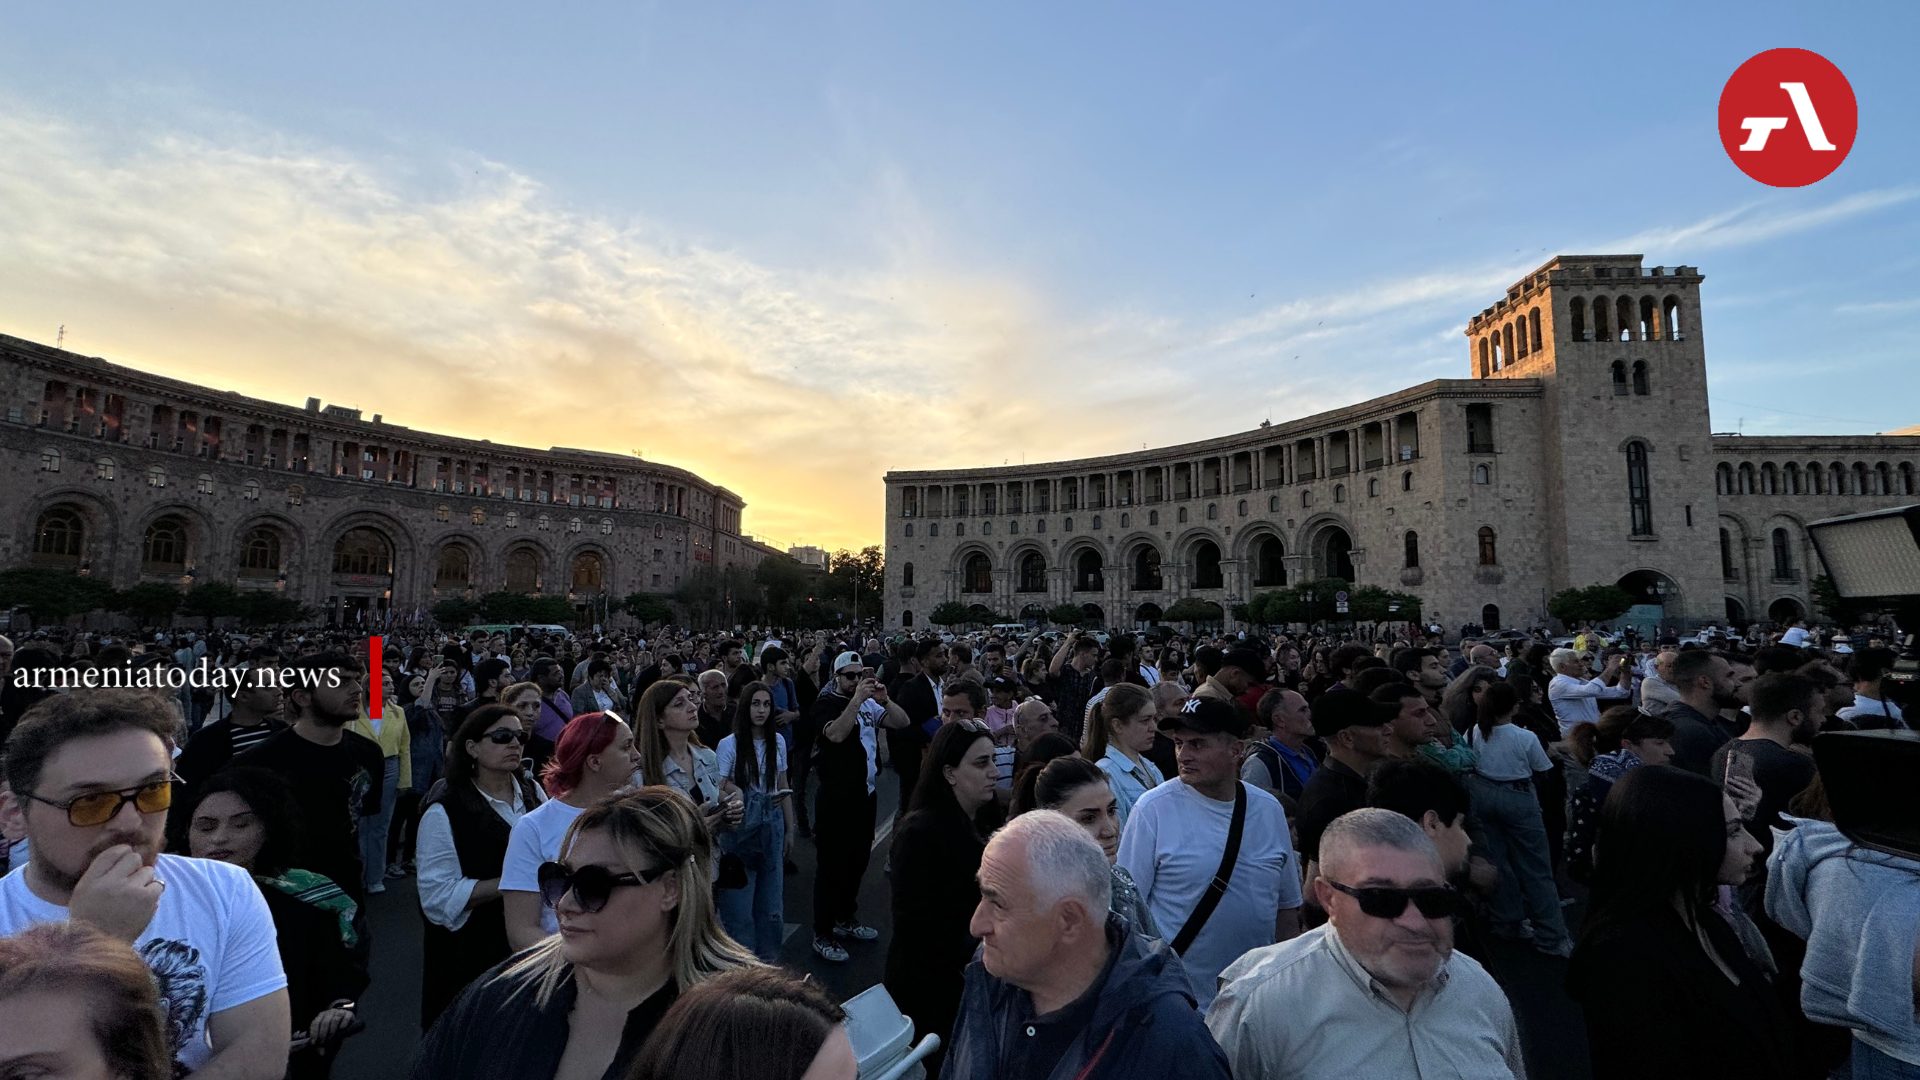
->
[1566, 765, 1792, 1079]
[884, 719, 999, 1078]
[183, 767, 369, 1078]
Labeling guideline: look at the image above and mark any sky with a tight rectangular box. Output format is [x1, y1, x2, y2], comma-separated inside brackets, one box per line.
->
[3, 2, 1918, 552]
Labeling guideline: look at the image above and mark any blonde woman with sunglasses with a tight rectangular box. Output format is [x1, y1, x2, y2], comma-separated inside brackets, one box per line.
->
[411, 786, 757, 1080]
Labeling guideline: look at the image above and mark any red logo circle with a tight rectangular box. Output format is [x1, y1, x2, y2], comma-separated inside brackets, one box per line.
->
[1718, 49, 1856, 187]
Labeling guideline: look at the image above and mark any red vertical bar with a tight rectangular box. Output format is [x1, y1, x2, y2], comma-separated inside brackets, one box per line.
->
[368, 636, 383, 719]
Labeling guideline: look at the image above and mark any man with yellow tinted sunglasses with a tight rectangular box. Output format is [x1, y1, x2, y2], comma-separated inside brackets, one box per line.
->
[0, 689, 291, 1077]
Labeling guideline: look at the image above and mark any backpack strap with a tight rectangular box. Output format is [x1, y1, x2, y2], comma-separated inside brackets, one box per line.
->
[1171, 781, 1247, 956]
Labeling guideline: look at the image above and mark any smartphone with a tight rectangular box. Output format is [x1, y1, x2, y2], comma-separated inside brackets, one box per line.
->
[1723, 744, 1755, 787]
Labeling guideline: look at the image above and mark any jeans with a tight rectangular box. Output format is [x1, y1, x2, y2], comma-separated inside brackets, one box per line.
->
[1856, 1039, 1920, 1079]
[716, 812, 787, 962]
[359, 757, 400, 893]
[1466, 773, 1570, 951]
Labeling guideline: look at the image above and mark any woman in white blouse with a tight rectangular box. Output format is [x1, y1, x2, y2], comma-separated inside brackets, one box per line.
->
[414, 703, 545, 1028]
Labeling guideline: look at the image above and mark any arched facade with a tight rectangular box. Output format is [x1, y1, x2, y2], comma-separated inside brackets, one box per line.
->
[883, 255, 1920, 631]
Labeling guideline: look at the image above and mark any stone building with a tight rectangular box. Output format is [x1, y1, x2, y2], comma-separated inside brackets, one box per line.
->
[2, 332, 780, 626]
[883, 255, 1920, 634]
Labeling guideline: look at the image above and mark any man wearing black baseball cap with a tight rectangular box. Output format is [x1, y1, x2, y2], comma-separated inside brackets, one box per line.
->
[1297, 692, 1396, 869]
[1116, 697, 1303, 1012]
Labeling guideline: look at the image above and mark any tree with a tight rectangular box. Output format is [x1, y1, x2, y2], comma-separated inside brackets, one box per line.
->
[928, 601, 970, 627]
[237, 591, 308, 626]
[181, 582, 245, 629]
[114, 582, 184, 625]
[1165, 597, 1225, 626]
[1048, 603, 1088, 627]
[1247, 589, 1304, 627]
[824, 546, 885, 613]
[623, 593, 675, 627]
[1547, 585, 1635, 627]
[432, 597, 481, 628]
[523, 595, 577, 625]
[753, 556, 813, 626]
[0, 567, 115, 622]
[1808, 574, 1876, 626]
[477, 591, 533, 623]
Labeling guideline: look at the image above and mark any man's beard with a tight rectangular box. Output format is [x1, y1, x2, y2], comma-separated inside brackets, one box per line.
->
[1712, 690, 1745, 709]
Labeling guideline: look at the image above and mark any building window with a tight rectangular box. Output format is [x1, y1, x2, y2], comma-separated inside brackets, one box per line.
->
[568, 517, 582, 533]
[1177, 508, 1189, 523]
[195, 474, 214, 495]
[1119, 514, 1128, 528]
[1063, 518, 1073, 532]
[955, 523, 965, 538]
[1477, 526, 1498, 566]
[1091, 516, 1102, 531]
[1036, 520, 1045, 534]
[286, 485, 303, 506]
[142, 517, 189, 572]
[654, 524, 664, 539]
[600, 518, 613, 535]
[1009, 521, 1018, 534]
[1473, 464, 1490, 485]
[982, 521, 992, 536]
[1401, 471, 1413, 492]
[435, 505, 450, 522]
[1404, 531, 1420, 569]
[1333, 484, 1345, 504]
[1466, 404, 1495, 454]
[1367, 478, 1379, 497]
[903, 562, 915, 587]
[929, 523, 939, 538]
[1772, 528, 1794, 579]
[242, 479, 259, 501]
[239, 528, 281, 576]
[538, 515, 551, 531]
[473, 508, 487, 525]
[1148, 510, 1158, 526]
[1632, 361, 1650, 396]
[1720, 528, 1736, 579]
[39, 448, 60, 472]
[31, 507, 86, 564]
[95, 458, 116, 481]
[1300, 492, 1311, 508]
[904, 523, 913, 537]
[147, 465, 167, 488]
[506, 511, 518, 528]
[1626, 441, 1653, 536]
[1237, 500, 1247, 517]
[1611, 361, 1629, 396]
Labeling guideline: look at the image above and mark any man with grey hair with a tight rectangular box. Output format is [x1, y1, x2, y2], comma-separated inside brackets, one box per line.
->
[1209, 808, 1526, 1079]
[694, 668, 731, 748]
[1547, 646, 1629, 736]
[946, 810, 1229, 1080]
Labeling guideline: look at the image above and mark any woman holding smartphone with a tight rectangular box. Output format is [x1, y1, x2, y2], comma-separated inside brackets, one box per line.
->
[713, 681, 795, 961]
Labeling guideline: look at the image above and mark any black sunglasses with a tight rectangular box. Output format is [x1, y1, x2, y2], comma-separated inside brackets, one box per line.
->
[480, 728, 528, 745]
[537, 860, 668, 913]
[1324, 880, 1463, 920]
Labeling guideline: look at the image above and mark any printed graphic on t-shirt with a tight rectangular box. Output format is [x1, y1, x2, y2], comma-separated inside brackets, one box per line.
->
[139, 937, 211, 1068]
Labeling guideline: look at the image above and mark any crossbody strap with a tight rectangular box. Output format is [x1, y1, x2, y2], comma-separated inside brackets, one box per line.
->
[1171, 782, 1247, 956]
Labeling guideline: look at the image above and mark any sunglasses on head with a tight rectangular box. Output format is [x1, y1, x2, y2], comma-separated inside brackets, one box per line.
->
[481, 728, 527, 745]
[537, 860, 670, 913]
[1325, 880, 1463, 920]
[22, 778, 176, 828]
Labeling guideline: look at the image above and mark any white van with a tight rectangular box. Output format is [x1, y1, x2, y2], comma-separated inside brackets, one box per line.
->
[990, 623, 1029, 638]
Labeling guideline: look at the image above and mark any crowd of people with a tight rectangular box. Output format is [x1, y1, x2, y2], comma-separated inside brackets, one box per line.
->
[0, 610, 1913, 1079]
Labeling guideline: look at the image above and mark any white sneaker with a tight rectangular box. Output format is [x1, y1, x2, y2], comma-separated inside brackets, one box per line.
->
[833, 921, 879, 942]
[812, 937, 849, 963]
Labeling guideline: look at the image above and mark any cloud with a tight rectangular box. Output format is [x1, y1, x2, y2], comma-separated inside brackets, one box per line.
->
[4, 96, 1915, 549]
[1603, 188, 1920, 258]
[1834, 297, 1920, 315]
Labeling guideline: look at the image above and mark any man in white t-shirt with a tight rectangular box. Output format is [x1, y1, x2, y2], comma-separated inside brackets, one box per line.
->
[1118, 697, 1303, 1013]
[0, 690, 289, 1077]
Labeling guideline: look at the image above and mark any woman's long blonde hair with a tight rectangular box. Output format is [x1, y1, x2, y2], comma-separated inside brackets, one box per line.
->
[507, 785, 756, 1005]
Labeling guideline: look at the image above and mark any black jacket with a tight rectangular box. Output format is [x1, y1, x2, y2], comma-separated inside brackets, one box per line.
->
[945, 914, 1230, 1080]
[411, 950, 677, 1080]
[1567, 907, 1797, 1079]
[416, 774, 543, 1028]
[885, 807, 985, 1052]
